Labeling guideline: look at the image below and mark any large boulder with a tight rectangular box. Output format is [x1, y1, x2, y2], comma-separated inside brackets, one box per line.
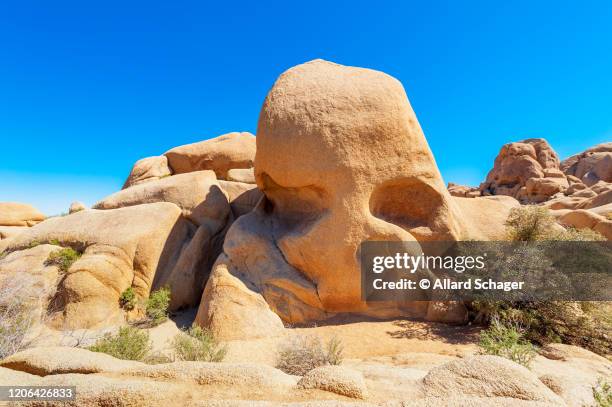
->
[0, 203, 205, 329]
[0, 202, 45, 226]
[122, 155, 172, 189]
[196, 60, 520, 339]
[420, 355, 563, 404]
[164, 132, 256, 179]
[94, 170, 230, 230]
[479, 139, 569, 203]
[297, 365, 368, 399]
[561, 142, 612, 186]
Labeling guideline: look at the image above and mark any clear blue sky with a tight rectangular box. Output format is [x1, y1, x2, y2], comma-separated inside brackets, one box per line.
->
[1, 1, 611, 215]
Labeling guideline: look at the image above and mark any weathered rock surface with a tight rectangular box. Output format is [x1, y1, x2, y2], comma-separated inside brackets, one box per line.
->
[218, 180, 263, 218]
[0, 203, 203, 328]
[165, 132, 256, 179]
[227, 168, 256, 184]
[197, 60, 520, 339]
[0, 346, 141, 375]
[0, 202, 45, 226]
[420, 355, 563, 404]
[122, 155, 173, 189]
[297, 366, 368, 399]
[0, 225, 28, 239]
[561, 142, 612, 186]
[95, 170, 230, 230]
[479, 139, 567, 203]
[447, 183, 480, 198]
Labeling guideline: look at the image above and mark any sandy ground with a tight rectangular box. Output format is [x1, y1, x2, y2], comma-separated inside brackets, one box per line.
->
[147, 308, 481, 370]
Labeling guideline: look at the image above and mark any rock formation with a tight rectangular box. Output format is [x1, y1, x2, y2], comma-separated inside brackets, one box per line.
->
[0, 202, 46, 240]
[561, 142, 612, 186]
[196, 60, 518, 340]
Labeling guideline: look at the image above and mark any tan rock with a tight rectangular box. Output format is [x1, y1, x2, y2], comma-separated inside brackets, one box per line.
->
[558, 209, 605, 230]
[0, 346, 142, 376]
[524, 176, 568, 203]
[0, 202, 45, 226]
[197, 60, 522, 337]
[69, 201, 86, 214]
[0, 225, 28, 239]
[227, 168, 256, 184]
[194, 254, 285, 340]
[0, 203, 200, 329]
[421, 355, 563, 404]
[218, 180, 263, 218]
[447, 183, 479, 198]
[94, 170, 230, 230]
[561, 142, 612, 186]
[122, 155, 172, 189]
[297, 365, 368, 399]
[164, 132, 256, 179]
[594, 220, 612, 240]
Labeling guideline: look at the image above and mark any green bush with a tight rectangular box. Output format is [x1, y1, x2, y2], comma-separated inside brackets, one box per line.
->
[119, 287, 137, 311]
[46, 247, 81, 273]
[276, 335, 344, 375]
[478, 318, 536, 368]
[593, 378, 612, 407]
[171, 325, 226, 362]
[88, 327, 151, 361]
[145, 287, 171, 326]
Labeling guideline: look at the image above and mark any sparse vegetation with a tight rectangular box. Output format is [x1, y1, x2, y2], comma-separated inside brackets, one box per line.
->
[171, 325, 226, 362]
[478, 318, 536, 368]
[472, 206, 612, 357]
[45, 247, 81, 273]
[593, 378, 612, 407]
[88, 326, 151, 361]
[0, 274, 47, 359]
[606, 212, 612, 221]
[119, 287, 137, 311]
[276, 335, 344, 375]
[145, 287, 171, 326]
[0, 251, 6, 260]
[505, 205, 557, 241]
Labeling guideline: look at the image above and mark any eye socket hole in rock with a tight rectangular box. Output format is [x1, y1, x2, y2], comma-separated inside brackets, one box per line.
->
[259, 173, 329, 230]
[369, 177, 447, 241]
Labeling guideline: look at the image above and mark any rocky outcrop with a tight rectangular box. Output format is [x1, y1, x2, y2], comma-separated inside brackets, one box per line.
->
[561, 142, 612, 186]
[94, 170, 230, 230]
[196, 60, 520, 340]
[123, 156, 173, 189]
[420, 355, 563, 404]
[0, 203, 206, 329]
[479, 139, 568, 203]
[164, 132, 256, 179]
[0, 202, 45, 227]
[447, 183, 480, 198]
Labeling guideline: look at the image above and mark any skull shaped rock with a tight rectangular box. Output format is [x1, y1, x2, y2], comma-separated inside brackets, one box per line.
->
[195, 60, 515, 340]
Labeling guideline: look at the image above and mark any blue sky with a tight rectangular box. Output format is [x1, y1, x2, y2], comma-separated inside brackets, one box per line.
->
[1, 1, 611, 215]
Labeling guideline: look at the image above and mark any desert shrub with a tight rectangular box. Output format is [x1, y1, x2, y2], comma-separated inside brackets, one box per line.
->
[276, 335, 344, 375]
[505, 205, 557, 241]
[143, 352, 173, 364]
[470, 206, 612, 356]
[171, 325, 226, 362]
[88, 326, 151, 361]
[46, 247, 81, 273]
[145, 287, 171, 326]
[478, 318, 536, 368]
[556, 227, 606, 241]
[606, 212, 612, 221]
[119, 287, 137, 311]
[0, 274, 44, 359]
[0, 251, 6, 260]
[593, 378, 612, 407]
[325, 336, 344, 366]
